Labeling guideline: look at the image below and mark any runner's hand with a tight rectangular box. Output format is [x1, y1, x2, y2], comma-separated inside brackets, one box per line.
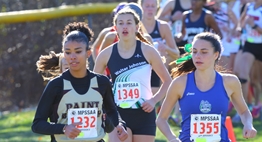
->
[171, 11, 183, 22]
[64, 122, 82, 139]
[116, 124, 128, 141]
[245, 16, 254, 27]
[243, 125, 257, 139]
[141, 98, 156, 113]
[157, 41, 167, 53]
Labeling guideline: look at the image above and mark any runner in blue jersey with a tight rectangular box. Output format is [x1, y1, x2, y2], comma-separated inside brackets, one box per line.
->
[156, 32, 257, 142]
[94, 7, 172, 142]
[158, 0, 191, 48]
[179, 0, 222, 44]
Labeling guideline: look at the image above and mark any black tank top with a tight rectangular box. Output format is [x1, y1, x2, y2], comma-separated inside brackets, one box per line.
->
[149, 20, 162, 42]
[107, 40, 150, 83]
[170, 0, 190, 48]
[171, 0, 189, 15]
[149, 20, 162, 87]
[184, 9, 210, 43]
[107, 41, 153, 108]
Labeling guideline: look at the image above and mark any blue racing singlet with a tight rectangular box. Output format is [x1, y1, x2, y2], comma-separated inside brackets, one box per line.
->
[179, 71, 230, 142]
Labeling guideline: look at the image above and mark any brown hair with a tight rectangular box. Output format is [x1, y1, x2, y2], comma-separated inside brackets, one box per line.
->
[36, 51, 63, 81]
[171, 32, 225, 78]
[113, 8, 151, 45]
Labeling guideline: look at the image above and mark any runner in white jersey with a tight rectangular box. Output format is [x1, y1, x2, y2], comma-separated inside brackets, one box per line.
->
[212, 0, 232, 70]
[234, 0, 262, 110]
[226, 0, 243, 71]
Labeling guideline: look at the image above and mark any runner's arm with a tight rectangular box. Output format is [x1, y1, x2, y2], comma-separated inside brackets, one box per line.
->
[31, 79, 65, 135]
[93, 47, 111, 74]
[205, 13, 223, 39]
[157, 0, 174, 21]
[91, 28, 110, 60]
[228, 75, 253, 127]
[99, 76, 126, 132]
[160, 22, 180, 59]
[99, 32, 116, 53]
[227, 1, 239, 36]
[156, 76, 185, 141]
[143, 44, 172, 104]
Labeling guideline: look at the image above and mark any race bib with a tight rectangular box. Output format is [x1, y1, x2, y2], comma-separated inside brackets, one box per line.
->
[67, 108, 98, 139]
[190, 114, 221, 142]
[246, 25, 262, 43]
[115, 82, 141, 108]
[172, 20, 182, 37]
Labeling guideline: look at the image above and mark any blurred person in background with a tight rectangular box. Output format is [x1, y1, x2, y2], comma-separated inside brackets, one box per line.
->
[178, 0, 222, 47]
[158, 0, 192, 50]
[233, 0, 262, 122]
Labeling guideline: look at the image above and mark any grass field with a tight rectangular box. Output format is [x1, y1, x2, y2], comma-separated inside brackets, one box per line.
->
[0, 110, 261, 142]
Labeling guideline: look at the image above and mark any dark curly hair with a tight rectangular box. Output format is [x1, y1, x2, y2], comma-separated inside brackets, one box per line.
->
[63, 22, 94, 43]
[36, 22, 93, 80]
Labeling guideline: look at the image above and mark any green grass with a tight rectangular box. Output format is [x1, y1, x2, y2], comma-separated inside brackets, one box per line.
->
[0, 110, 261, 142]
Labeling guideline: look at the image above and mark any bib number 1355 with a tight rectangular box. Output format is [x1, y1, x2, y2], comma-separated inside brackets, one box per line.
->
[192, 122, 219, 134]
[190, 114, 221, 142]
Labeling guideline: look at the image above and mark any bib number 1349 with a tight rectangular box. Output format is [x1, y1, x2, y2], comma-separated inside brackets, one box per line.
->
[118, 88, 140, 100]
[115, 82, 141, 101]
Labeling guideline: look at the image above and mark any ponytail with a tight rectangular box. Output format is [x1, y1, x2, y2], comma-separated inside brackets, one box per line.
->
[136, 31, 151, 45]
[36, 51, 62, 81]
[170, 56, 196, 78]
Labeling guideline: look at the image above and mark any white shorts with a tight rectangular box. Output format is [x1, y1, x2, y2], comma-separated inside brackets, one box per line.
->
[221, 38, 231, 57]
[221, 37, 241, 56]
[229, 38, 241, 53]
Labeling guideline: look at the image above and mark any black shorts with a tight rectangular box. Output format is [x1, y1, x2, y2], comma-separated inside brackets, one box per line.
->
[117, 107, 156, 136]
[243, 41, 262, 61]
[151, 70, 160, 87]
[177, 40, 187, 55]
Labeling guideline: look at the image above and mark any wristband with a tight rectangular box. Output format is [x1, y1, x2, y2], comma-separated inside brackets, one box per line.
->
[63, 125, 67, 133]
[119, 121, 127, 131]
[252, 24, 258, 29]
